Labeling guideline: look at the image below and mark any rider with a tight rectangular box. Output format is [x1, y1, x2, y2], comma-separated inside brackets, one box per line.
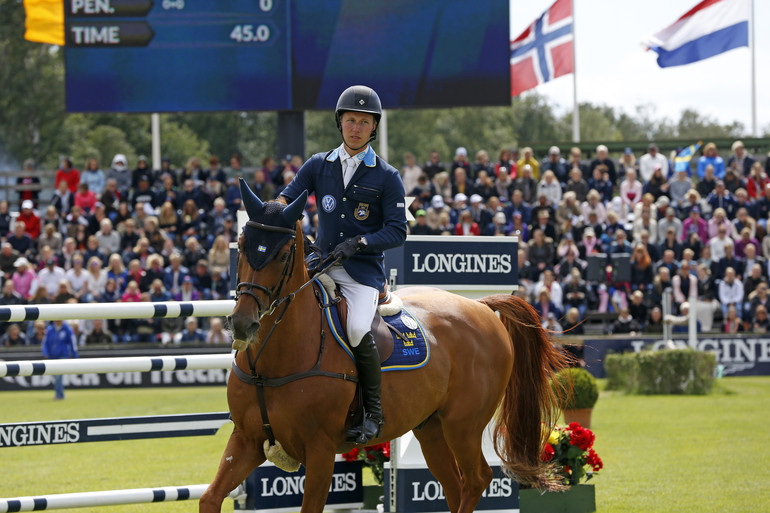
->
[278, 85, 407, 443]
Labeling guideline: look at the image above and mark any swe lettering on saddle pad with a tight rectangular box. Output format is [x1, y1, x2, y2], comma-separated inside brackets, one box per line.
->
[316, 281, 430, 371]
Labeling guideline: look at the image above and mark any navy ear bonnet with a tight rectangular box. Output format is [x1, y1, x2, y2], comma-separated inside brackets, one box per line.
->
[239, 178, 307, 271]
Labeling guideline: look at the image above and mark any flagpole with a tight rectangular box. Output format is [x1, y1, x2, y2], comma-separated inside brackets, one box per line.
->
[750, 0, 757, 137]
[571, 0, 580, 143]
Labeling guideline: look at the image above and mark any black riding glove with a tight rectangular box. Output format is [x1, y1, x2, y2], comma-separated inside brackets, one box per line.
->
[332, 237, 364, 261]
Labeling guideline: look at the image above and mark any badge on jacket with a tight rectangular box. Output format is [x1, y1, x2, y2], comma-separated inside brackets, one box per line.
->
[354, 203, 370, 221]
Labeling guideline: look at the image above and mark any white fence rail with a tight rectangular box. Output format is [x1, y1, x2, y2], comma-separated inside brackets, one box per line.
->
[0, 484, 244, 512]
[0, 300, 233, 323]
[0, 354, 233, 378]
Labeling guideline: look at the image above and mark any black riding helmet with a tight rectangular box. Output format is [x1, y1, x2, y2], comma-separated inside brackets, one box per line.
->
[335, 85, 382, 144]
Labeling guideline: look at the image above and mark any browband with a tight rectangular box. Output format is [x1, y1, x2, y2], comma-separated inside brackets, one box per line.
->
[246, 220, 296, 235]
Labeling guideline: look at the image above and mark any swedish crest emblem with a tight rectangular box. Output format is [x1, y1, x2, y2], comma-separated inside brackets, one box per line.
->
[354, 202, 370, 221]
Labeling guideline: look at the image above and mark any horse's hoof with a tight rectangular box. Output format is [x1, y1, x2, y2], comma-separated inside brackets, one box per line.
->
[232, 339, 249, 351]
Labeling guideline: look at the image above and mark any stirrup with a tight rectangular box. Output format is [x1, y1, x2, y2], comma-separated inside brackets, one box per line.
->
[346, 413, 383, 444]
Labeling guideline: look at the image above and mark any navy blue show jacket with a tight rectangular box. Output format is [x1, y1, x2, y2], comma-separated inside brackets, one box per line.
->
[280, 145, 407, 290]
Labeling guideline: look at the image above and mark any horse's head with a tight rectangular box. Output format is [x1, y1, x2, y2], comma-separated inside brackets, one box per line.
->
[229, 178, 307, 348]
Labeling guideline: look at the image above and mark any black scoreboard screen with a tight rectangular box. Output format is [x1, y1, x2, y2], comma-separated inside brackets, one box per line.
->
[64, 0, 510, 112]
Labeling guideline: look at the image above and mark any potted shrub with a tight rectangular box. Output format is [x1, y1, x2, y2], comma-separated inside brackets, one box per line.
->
[551, 367, 599, 428]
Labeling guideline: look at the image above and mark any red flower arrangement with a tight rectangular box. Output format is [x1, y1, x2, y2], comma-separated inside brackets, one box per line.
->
[342, 442, 391, 485]
[541, 422, 603, 486]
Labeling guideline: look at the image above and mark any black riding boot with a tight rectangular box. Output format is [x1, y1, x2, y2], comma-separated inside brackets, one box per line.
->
[346, 332, 383, 444]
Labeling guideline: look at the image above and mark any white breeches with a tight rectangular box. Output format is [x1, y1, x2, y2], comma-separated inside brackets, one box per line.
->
[327, 266, 379, 347]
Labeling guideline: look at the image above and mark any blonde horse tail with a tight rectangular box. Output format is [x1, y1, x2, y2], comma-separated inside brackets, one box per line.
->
[477, 294, 568, 490]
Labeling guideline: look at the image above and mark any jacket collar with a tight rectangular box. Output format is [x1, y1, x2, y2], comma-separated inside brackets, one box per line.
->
[327, 144, 377, 167]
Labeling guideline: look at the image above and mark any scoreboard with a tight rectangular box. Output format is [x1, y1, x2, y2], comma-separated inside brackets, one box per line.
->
[63, 0, 510, 113]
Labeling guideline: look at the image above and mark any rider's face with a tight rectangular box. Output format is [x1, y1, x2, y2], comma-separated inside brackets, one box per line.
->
[340, 111, 375, 155]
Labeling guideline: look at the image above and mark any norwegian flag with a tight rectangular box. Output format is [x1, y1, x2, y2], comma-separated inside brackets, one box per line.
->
[510, 0, 574, 96]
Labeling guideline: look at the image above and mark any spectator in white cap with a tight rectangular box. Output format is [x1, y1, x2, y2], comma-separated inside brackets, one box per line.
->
[107, 153, 132, 200]
[450, 193, 468, 226]
[17, 199, 41, 239]
[727, 140, 755, 178]
[639, 143, 669, 183]
[541, 146, 567, 184]
[589, 144, 617, 185]
[494, 166, 514, 201]
[11, 257, 37, 300]
[452, 147, 470, 177]
[488, 211, 512, 236]
[468, 194, 487, 224]
[426, 194, 449, 231]
[514, 163, 537, 204]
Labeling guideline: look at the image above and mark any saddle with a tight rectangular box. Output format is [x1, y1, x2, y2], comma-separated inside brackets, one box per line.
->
[314, 273, 399, 363]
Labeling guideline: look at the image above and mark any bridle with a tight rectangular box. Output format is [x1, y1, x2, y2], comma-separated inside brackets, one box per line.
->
[234, 219, 340, 326]
[231, 217, 353, 451]
[234, 220, 298, 320]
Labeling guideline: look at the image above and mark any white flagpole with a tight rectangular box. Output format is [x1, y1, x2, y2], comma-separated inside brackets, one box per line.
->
[571, 0, 580, 143]
[750, 0, 757, 137]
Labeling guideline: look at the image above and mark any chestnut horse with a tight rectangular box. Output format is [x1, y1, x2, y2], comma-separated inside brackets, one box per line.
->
[199, 181, 567, 513]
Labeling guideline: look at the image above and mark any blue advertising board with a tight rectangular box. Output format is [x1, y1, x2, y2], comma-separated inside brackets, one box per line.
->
[583, 336, 770, 378]
[384, 236, 518, 290]
[234, 460, 363, 512]
[384, 466, 519, 513]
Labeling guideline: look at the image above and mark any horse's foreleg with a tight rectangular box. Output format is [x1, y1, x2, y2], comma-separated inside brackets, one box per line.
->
[299, 447, 337, 513]
[199, 427, 266, 513]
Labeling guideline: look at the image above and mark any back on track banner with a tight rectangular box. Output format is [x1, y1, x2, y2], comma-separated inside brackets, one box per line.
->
[0, 368, 228, 391]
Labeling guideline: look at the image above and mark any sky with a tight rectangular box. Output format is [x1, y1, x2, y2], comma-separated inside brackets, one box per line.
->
[509, 0, 769, 136]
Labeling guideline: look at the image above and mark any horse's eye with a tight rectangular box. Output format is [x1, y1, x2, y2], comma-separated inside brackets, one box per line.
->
[280, 253, 289, 263]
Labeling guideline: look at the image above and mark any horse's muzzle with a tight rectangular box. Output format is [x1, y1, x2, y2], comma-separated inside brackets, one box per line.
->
[227, 314, 260, 349]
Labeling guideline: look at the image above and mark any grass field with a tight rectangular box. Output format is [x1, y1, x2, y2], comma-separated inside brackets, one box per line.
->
[2, 378, 770, 512]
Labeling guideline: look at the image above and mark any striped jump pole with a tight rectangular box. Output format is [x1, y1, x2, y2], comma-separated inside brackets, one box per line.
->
[0, 354, 233, 378]
[0, 300, 233, 323]
[0, 484, 244, 512]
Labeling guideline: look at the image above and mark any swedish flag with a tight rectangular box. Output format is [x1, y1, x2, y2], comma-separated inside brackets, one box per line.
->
[24, 0, 64, 46]
[673, 141, 703, 174]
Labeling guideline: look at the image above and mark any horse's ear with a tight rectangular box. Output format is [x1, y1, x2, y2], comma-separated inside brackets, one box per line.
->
[239, 177, 264, 219]
[282, 191, 308, 226]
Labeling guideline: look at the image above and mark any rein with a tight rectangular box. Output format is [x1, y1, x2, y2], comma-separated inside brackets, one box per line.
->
[233, 219, 356, 448]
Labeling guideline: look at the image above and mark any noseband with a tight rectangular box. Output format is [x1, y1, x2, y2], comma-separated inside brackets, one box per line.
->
[235, 220, 297, 319]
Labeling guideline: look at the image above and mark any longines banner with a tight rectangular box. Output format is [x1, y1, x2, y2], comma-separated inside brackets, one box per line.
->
[584, 336, 770, 378]
[384, 236, 518, 290]
[385, 465, 519, 513]
[234, 460, 362, 512]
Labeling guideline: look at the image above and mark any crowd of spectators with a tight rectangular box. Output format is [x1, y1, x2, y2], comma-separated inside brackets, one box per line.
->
[3, 141, 770, 346]
[0, 152, 259, 345]
[402, 141, 770, 335]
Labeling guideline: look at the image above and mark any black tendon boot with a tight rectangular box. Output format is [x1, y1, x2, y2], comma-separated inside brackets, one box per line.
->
[346, 332, 383, 444]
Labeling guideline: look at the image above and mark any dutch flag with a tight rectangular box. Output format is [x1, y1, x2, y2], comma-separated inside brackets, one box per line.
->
[643, 0, 750, 68]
